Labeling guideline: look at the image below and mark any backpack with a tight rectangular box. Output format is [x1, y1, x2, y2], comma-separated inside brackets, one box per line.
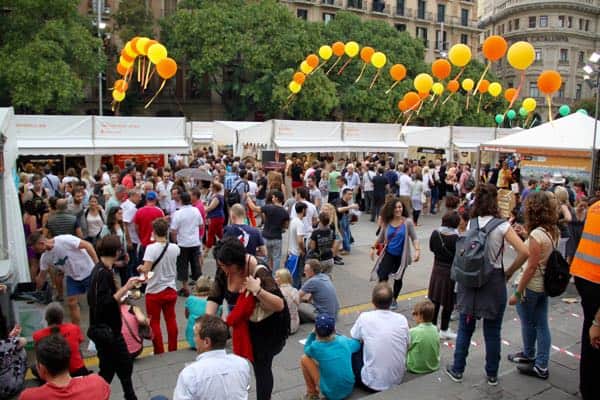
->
[226, 181, 248, 207]
[539, 229, 571, 297]
[465, 173, 476, 191]
[451, 217, 505, 288]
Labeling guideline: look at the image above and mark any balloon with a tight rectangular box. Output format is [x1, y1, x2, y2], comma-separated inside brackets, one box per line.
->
[403, 92, 421, 109]
[478, 79, 490, 94]
[148, 43, 167, 64]
[488, 82, 502, 97]
[519, 107, 528, 117]
[432, 82, 444, 95]
[495, 114, 504, 124]
[300, 60, 313, 75]
[559, 104, 571, 116]
[130, 37, 141, 53]
[504, 88, 517, 102]
[462, 78, 474, 92]
[448, 44, 471, 67]
[414, 73, 434, 93]
[143, 39, 158, 55]
[306, 54, 319, 69]
[119, 56, 133, 68]
[482, 35, 508, 62]
[120, 50, 135, 64]
[419, 91, 430, 99]
[360, 46, 374, 63]
[389, 64, 406, 81]
[318, 45, 333, 60]
[522, 97, 537, 112]
[507, 41, 535, 70]
[293, 71, 306, 85]
[156, 57, 178, 79]
[431, 59, 451, 80]
[114, 79, 128, 92]
[116, 63, 130, 76]
[124, 41, 137, 59]
[447, 80, 459, 93]
[577, 109, 589, 116]
[288, 81, 301, 94]
[398, 100, 409, 112]
[136, 37, 150, 55]
[537, 70, 562, 95]
[371, 52, 387, 69]
[345, 41, 359, 58]
[332, 41, 345, 57]
[112, 89, 125, 102]
[507, 110, 516, 120]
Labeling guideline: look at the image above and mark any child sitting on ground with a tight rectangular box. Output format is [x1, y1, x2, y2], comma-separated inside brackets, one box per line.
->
[184, 276, 212, 349]
[407, 300, 440, 374]
[301, 314, 361, 400]
[275, 268, 300, 334]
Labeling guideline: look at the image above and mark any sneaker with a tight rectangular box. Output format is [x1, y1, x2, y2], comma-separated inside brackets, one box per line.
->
[445, 364, 463, 383]
[450, 311, 459, 321]
[333, 258, 345, 265]
[508, 351, 534, 364]
[439, 329, 458, 340]
[517, 364, 549, 380]
[390, 300, 398, 310]
[302, 393, 320, 400]
[487, 376, 499, 386]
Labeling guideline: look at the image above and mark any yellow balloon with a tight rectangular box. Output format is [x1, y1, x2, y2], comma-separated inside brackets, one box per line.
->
[448, 44, 472, 67]
[371, 52, 387, 69]
[414, 73, 434, 93]
[431, 82, 444, 96]
[289, 81, 302, 94]
[462, 78, 474, 92]
[345, 41, 359, 58]
[522, 97, 537, 112]
[300, 60, 313, 75]
[147, 43, 168, 64]
[136, 37, 150, 55]
[119, 56, 133, 68]
[112, 89, 125, 102]
[507, 41, 535, 70]
[318, 45, 333, 61]
[488, 82, 502, 97]
[124, 41, 137, 58]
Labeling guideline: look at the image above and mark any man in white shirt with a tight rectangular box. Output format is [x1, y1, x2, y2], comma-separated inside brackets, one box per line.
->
[362, 164, 375, 215]
[398, 166, 414, 216]
[174, 315, 250, 400]
[350, 283, 409, 392]
[344, 164, 361, 191]
[290, 187, 318, 240]
[287, 202, 306, 288]
[170, 192, 203, 297]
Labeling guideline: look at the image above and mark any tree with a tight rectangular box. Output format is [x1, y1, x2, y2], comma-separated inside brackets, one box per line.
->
[0, 0, 105, 113]
[573, 98, 597, 118]
[113, 0, 155, 43]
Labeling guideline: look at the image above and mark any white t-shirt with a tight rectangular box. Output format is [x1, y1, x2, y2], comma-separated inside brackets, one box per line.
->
[144, 242, 180, 294]
[398, 174, 413, 196]
[40, 235, 94, 281]
[247, 181, 258, 197]
[467, 216, 510, 269]
[121, 199, 140, 244]
[363, 171, 375, 191]
[170, 205, 203, 247]
[290, 200, 317, 238]
[350, 309, 409, 391]
[288, 217, 305, 256]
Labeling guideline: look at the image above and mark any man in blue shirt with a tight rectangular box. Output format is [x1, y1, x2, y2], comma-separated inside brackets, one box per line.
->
[298, 259, 339, 322]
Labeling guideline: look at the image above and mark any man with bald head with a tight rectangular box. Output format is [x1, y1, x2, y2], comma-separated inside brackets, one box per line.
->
[46, 199, 82, 238]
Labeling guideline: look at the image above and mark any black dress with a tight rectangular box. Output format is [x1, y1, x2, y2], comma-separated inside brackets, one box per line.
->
[428, 230, 459, 308]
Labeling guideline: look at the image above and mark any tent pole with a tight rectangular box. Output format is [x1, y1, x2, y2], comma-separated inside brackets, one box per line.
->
[449, 126, 454, 163]
[476, 145, 482, 189]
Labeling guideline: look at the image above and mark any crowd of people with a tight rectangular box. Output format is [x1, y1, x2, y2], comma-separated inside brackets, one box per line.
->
[0, 150, 598, 400]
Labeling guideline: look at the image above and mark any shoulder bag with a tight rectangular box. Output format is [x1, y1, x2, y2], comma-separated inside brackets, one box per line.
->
[248, 262, 274, 323]
[87, 267, 116, 346]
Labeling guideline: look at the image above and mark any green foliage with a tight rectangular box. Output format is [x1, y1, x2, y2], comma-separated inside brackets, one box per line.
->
[573, 98, 597, 118]
[113, 0, 154, 43]
[0, 0, 105, 113]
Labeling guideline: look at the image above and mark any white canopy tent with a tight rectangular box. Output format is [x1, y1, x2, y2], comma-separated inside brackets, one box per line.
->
[273, 120, 343, 153]
[405, 126, 521, 152]
[341, 122, 421, 152]
[14, 115, 94, 155]
[188, 121, 214, 145]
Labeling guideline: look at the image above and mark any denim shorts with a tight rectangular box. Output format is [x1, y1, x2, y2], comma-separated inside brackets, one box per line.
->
[66, 275, 91, 297]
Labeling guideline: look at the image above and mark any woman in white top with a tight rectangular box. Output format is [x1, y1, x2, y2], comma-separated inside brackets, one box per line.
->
[80, 168, 95, 192]
[410, 171, 424, 226]
[100, 205, 129, 285]
[82, 195, 105, 244]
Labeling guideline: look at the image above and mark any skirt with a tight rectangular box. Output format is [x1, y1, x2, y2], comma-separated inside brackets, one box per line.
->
[428, 262, 454, 308]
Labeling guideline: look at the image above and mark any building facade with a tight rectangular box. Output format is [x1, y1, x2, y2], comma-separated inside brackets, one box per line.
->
[479, 0, 600, 112]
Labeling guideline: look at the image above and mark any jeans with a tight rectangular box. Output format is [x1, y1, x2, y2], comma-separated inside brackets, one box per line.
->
[176, 246, 201, 282]
[515, 288, 551, 369]
[145, 288, 178, 354]
[575, 277, 600, 400]
[340, 215, 351, 252]
[364, 191, 374, 213]
[96, 334, 137, 400]
[265, 238, 283, 271]
[452, 308, 505, 377]
[431, 186, 439, 213]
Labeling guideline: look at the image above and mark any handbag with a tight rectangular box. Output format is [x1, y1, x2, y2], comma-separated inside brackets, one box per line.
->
[87, 267, 115, 346]
[248, 264, 274, 323]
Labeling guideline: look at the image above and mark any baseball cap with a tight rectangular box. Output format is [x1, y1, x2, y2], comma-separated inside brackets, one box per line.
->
[146, 191, 158, 201]
[315, 314, 335, 337]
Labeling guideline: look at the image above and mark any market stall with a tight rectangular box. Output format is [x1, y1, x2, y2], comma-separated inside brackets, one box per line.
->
[188, 121, 215, 149]
[273, 119, 343, 153]
[342, 122, 419, 153]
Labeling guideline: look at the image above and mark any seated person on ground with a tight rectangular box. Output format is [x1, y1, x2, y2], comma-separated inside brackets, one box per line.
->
[407, 300, 440, 374]
[275, 268, 300, 334]
[298, 259, 340, 323]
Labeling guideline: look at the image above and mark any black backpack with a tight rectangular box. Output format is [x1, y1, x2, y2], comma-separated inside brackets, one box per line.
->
[226, 181, 248, 207]
[539, 229, 571, 297]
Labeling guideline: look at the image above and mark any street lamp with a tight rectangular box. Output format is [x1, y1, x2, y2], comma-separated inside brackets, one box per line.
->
[583, 51, 600, 190]
[97, 0, 105, 116]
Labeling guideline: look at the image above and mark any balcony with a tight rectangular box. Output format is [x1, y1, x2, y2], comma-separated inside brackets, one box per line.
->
[321, 0, 343, 8]
[394, 7, 413, 18]
[414, 9, 433, 22]
[347, 0, 366, 11]
[447, 16, 479, 29]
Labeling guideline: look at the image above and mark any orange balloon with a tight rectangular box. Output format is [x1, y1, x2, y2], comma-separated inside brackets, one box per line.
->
[144, 39, 158, 55]
[419, 91, 429, 99]
[398, 100, 409, 112]
[478, 79, 490, 94]
[389, 64, 407, 81]
[431, 59, 451, 80]
[447, 80, 459, 93]
[537, 70, 562, 95]
[360, 46, 375, 63]
[130, 37, 140, 52]
[404, 92, 421, 109]
[504, 87, 517, 102]
[156, 57, 178, 80]
[293, 71, 306, 85]
[306, 54, 319, 69]
[332, 42, 345, 57]
[116, 63, 130, 76]
[114, 79, 128, 92]
[482, 35, 508, 62]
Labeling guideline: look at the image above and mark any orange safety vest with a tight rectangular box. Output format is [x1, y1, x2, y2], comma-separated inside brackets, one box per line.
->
[570, 200, 600, 284]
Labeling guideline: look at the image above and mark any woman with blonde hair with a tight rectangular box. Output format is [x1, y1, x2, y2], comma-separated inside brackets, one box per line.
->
[275, 268, 300, 334]
[80, 168, 95, 192]
[267, 170, 287, 199]
[321, 203, 343, 264]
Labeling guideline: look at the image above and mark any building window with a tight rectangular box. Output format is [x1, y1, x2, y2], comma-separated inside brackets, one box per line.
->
[508, 20, 512, 32]
[535, 48, 542, 61]
[460, 34, 468, 45]
[416, 26, 428, 48]
[539, 15, 548, 27]
[322, 0, 335, 4]
[567, 16, 572, 28]
[395, 23, 406, 32]
[558, 16, 565, 28]
[529, 16, 536, 28]
[461, 8, 469, 26]
[579, 51, 585, 65]
[559, 49, 568, 63]
[558, 84, 565, 99]
[396, 0, 404, 16]
[585, 19, 590, 31]
[435, 30, 448, 50]
[297, 9, 308, 20]
[576, 84, 582, 100]
[348, 0, 363, 9]
[372, 0, 385, 12]
[529, 82, 540, 98]
[323, 12, 334, 23]
[437, 4, 445, 23]
[514, 18, 520, 30]
[417, 0, 426, 19]
[579, 18, 584, 30]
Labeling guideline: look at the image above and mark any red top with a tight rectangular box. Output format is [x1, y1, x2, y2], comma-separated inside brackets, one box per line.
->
[121, 174, 134, 189]
[19, 374, 110, 400]
[33, 323, 85, 373]
[133, 205, 165, 246]
[194, 200, 207, 237]
[226, 291, 256, 362]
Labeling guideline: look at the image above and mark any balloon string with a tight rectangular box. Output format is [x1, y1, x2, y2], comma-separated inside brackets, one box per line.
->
[141, 58, 146, 88]
[524, 112, 532, 128]
[385, 80, 400, 94]
[465, 92, 470, 110]
[473, 61, 491, 95]
[442, 92, 455, 105]
[453, 67, 465, 81]
[144, 79, 166, 109]
[369, 69, 380, 89]
[431, 95, 441, 111]
[355, 63, 367, 83]
[337, 58, 352, 75]
[402, 111, 414, 130]
[326, 57, 341, 75]
[144, 67, 155, 90]
[506, 71, 525, 113]
[144, 61, 153, 90]
[283, 93, 296, 110]
[547, 95, 553, 122]
[393, 113, 402, 124]
[477, 93, 483, 113]
[137, 58, 141, 83]
[416, 99, 425, 116]
[313, 60, 327, 74]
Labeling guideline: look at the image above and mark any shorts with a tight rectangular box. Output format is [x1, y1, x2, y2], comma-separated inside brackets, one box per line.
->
[66, 275, 91, 297]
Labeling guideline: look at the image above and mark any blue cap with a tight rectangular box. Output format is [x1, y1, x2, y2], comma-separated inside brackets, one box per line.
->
[315, 314, 335, 337]
[146, 191, 158, 201]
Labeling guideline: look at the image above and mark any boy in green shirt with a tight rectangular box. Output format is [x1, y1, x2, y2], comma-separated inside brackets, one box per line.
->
[407, 300, 440, 374]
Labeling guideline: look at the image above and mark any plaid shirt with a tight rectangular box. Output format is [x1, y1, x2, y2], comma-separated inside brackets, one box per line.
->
[224, 172, 238, 191]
